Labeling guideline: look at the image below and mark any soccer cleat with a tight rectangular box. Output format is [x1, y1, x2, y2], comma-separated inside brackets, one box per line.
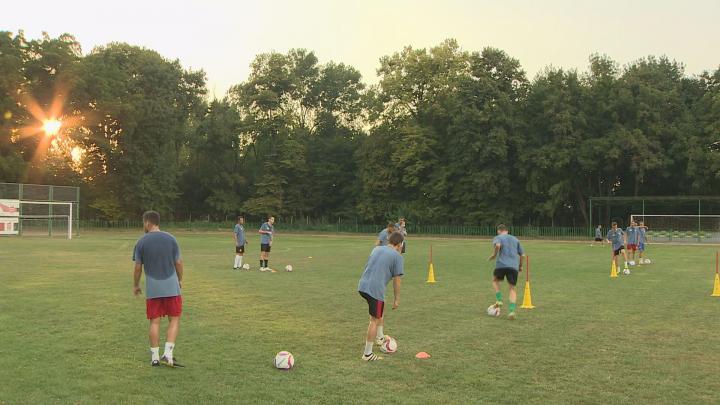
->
[495, 301, 504, 307]
[508, 311, 516, 320]
[160, 355, 184, 368]
[361, 353, 382, 361]
[151, 359, 160, 367]
[374, 336, 386, 346]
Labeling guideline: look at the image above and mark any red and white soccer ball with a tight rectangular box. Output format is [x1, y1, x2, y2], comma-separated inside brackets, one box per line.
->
[487, 305, 500, 317]
[274, 351, 294, 370]
[379, 336, 398, 354]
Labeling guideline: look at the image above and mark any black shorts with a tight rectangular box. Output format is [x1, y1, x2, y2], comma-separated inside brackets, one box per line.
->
[594, 238, 602, 242]
[613, 246, 625, 256]
[493, 267, 519, 286]
[261, 243, 271, 252]
[235, 245, 245, 254]
[359, 291, 384, 319]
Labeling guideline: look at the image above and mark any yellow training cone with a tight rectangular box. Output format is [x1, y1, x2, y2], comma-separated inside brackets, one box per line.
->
[712, 273, 720, 297]
[610, 259, 618, 278]
[426, 262, 436, 283]
[520, 281, 535, 309]
[426, 244, 436, 283]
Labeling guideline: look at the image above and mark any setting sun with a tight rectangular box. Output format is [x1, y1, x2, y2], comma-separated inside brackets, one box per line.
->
[43, 119, 61, 136]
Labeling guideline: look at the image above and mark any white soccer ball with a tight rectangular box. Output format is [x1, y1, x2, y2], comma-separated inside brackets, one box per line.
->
[487, 305, 500, 317]
[628, 261, 636, 266]
[242, 263, 250, 270]
[623, 268, 631, 275]
[379, 336, 397, 354]
[274, 351, 294, 370]
[285, 265, 293, 272]
[643, 258, 651, 264]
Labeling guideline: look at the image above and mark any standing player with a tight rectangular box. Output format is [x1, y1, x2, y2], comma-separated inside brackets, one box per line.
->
[395, 217, 408, 254]
[487, 224, 524, 320]
[593, 225, 603, 246]
[375, 223, 396, 247]
[638, 221, 649, 263]
[358, 231, 404, 361]
[233, 216, 247, 270]
[606, 221, 629, 273]
[259, 216, 275, 272]
[626, 220, 639, 265]
[132, 211, 184, 367]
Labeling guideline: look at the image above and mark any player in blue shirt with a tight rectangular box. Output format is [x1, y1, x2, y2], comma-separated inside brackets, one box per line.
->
[606, 221, 629, 273]
[132, 211, 185, 367]
[376, 223, 396, 247]
[626, 220, 640, 264]
[259, 216, 275, 272]
[358, 231, 404, 361]
[638, 221, 649, 263]
[233, 216, 247, 270]
[487, 224, 524, 320]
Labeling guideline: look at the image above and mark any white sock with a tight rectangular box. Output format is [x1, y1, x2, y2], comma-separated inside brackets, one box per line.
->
[364, 341, 373, 356]
[150, 347, 160, 361]
[238, 256, 243, 268]
[163, 342, 174, 360]
[376, 326, 384, 340]
[233, 256, 240, 268]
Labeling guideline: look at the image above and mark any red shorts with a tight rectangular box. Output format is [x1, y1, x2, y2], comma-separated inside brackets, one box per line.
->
[146, 296, 183, 319]
[627, 244, 638, 251]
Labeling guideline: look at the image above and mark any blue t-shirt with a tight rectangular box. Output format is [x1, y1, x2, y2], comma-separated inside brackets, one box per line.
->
[626, 226, 639, 244]
[606, 228, 625, 250]
[132, 231, 181, 299]
[638, 227, 646, 243]
[358, 246, 404, 301]
[492, 233, 524, 270]
[377, 229, 389, 246]
[260, 222, 273, 244]
[595, 227, 602, 238]
[234, 223, 245, 246]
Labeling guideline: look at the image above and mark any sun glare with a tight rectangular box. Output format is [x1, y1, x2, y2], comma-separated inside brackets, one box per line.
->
[70, 146, 83, 163]
[43, 119, 62, 136]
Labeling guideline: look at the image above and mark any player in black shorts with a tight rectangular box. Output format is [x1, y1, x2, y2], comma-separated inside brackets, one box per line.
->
[488, 224, 525, 320]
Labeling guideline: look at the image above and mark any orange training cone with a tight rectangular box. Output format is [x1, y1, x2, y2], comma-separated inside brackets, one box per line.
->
[520, 255, 535, 309]
[426, 244, 436, 283]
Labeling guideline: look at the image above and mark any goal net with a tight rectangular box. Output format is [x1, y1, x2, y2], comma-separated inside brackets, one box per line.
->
[630, 214, 720, 243]
[0, 183, 80, 239]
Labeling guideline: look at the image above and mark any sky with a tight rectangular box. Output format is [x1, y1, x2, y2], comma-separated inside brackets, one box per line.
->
[3, 0, 719, 97]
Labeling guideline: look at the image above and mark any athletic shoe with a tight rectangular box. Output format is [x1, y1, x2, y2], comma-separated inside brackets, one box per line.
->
[233, 267, 238, 270]
[495, 301, 504, 307]
[151, 359, 160, 367]
[160, 355, 184, 368]
[361, 353, 382, 361]
[374, 336, 386, 346]
[508, 312, 516, 320]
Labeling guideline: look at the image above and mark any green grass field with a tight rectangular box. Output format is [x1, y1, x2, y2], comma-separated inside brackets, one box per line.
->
[1, 231, 720, 404]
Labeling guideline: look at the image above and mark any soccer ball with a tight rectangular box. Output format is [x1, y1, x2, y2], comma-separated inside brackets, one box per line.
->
[643, 258, 652, 264]
[285, 265, 293, 272]
[487, 304, 500, 317]
[623, 268, 631, 275]
[379, 336, 397, 354]
[274, 351, 294, 370]
[242, 263, 250, 270]
[628, 261, 636, 266]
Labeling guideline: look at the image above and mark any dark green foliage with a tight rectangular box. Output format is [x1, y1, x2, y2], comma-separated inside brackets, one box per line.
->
[1, 31, 718, 225]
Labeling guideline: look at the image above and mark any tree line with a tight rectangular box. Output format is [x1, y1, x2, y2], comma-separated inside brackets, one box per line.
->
[1, 32, 718, 226]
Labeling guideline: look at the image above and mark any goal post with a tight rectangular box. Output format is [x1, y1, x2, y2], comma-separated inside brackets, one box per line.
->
[630, 214, 720, 243]
[19, 201, 75, 239]
[0, 183, 80, 239]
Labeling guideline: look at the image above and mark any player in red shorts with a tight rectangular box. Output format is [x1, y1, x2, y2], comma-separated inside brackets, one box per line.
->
[133, 210, 185, 367]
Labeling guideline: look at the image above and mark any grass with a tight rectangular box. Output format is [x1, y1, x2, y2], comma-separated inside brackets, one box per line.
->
[1, 231, 719, 404]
